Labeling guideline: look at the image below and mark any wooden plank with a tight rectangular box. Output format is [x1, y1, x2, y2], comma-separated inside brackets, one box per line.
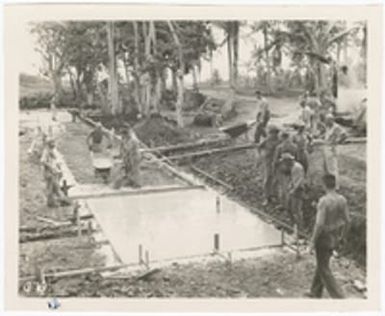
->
[19, 263, 138, 283]
[163, 143, 256, 161]
[19, 228, 97, 243]
[190, 165, 233, 191]
[70, 184, 205, 200]
[142, 137, 230, 154]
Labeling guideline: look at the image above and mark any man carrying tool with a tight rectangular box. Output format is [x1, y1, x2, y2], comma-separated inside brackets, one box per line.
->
[258, 125, 280, 206]
[86, 122, 111, 153]
[280, 153, 305, 230]
[254, 90, 270, 143]
[306, 174, 350, 298]
[116, 125, 141, 188]
[315, 114, 347, 189]
[273, 131, 298, 209]
[40, 138, 70, 207]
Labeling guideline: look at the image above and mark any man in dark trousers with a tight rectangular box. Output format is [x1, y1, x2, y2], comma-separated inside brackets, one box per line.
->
[306, 174, 350, 298]
[258, 125, 280, 206]
[254, 90, 270, 143]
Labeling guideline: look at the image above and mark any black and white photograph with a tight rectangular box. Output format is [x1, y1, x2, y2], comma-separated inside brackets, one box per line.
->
[3, 3, 383, 313]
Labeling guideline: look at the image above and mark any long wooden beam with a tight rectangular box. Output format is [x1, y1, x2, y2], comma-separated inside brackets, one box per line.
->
[163, 143, 256, 161]
[70, 184, 205, 200]
[190, 165, 233, 191]
[142, 137, 230, 154]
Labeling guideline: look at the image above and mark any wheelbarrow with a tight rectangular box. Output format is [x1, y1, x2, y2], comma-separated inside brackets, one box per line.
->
[219, 120, 256, 139]
[90, 151, 113, 184]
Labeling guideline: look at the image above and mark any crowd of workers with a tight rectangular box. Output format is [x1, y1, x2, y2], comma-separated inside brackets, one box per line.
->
[254, 89, 350, 298]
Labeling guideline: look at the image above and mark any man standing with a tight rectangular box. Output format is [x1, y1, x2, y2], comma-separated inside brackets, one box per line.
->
[119, 125, 141, 188]
[254, 90, 270, 143]
[40, 139, 68, 207]
[299, 95, 314, 133]
[258, 125, 280, 206]
[293, 123, 311, 175]
[280, 153, 305, 230]
[307, 174, 350, 298]
[319, 114, 347, 189]
[273, 131, 298, 209]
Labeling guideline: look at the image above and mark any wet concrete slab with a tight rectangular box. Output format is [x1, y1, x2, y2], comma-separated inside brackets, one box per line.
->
[86, 188, 281, 264]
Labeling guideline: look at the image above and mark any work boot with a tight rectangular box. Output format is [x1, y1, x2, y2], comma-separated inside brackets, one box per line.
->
[304, 291, 318, 298]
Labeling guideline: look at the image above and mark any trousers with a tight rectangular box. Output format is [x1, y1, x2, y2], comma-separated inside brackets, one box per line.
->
[310, 233, 345, 298]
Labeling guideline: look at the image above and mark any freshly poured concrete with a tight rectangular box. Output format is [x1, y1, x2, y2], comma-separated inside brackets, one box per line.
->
[86, 188, 281, 264]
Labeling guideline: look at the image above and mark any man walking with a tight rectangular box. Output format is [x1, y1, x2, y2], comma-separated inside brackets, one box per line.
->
[280, 153, 305, 230]
[306, 174, 350, 298]
[258, 125, 280, 206]
[254, 90, 270, 143]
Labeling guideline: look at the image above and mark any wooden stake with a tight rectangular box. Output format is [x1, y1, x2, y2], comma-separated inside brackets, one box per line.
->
[138, 244, 143, 264]
[214, 233, 220, 252]
[145, 250, 150, 269]
[216, 196, 221, 213]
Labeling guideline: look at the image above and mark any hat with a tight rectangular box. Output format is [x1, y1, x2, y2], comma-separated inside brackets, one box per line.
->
[47, 138, 55, 146]
[268, 125, 279, 133]
[280, 153, 295, 161]
[255, 90, 262, 95]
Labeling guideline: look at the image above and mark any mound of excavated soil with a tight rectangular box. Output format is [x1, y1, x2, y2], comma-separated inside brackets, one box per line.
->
[134, 116, 196, 147]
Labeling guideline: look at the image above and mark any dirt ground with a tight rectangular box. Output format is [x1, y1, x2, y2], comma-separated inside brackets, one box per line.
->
[44, 248, 365, 298]
[18, 111, 366, 298]
[193, 144, 366, 266]
[19, 130, 106, 296]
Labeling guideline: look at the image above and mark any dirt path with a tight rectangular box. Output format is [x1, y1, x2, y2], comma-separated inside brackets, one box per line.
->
[200, 87, 301, 126]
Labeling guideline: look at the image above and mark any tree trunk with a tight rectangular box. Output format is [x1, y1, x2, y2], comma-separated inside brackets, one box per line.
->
[343, 36, 348, 65]
[106, 21, 119, 115]
[142, 22, 152, 116]
[172, 68, 177, 92]
[361, 23, 367, 86]
[67, 68, 77, 101]
[209, 50, 214, 86]
[232, 22, 239, 88]
[227, 32, 233, 89]
[263, 26, 272, 93]
[132, 22, 142, 113]
[191, 64, 198, 91]
[167, 21, 184, 127]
